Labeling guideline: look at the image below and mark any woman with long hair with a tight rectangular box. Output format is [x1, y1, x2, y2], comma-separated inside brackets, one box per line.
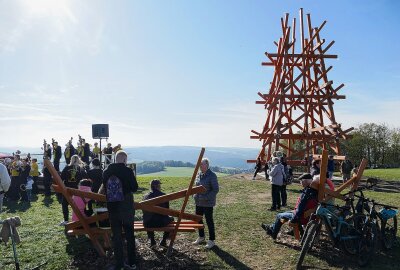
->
[59, 155, 87, 226]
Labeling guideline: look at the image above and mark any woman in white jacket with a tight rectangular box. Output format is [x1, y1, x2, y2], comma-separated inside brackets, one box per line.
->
[267, 157, 285, 211]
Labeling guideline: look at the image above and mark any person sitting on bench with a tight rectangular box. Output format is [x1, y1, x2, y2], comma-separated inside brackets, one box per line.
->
[261, 173, 318, 240]
[143, 179, 174, 247]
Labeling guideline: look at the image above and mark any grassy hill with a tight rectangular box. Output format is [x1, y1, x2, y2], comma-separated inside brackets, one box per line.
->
[1, 175, 399, 269]
[140, 166, 228, 177]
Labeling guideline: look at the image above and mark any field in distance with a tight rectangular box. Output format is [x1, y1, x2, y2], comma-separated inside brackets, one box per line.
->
[140, 166, 229, 177]
[363, 168, 400, 181]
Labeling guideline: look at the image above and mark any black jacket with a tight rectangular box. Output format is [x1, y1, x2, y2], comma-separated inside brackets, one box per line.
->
[103, 163, 138, 213]
[54, 146, 62, 161]
[88, 168, 103, 193]
[143, 189, 172, 228]
[61, 165, 87, 189]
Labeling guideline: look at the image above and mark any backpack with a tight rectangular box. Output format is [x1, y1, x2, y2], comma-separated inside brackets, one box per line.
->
[106, 175, 125, 202]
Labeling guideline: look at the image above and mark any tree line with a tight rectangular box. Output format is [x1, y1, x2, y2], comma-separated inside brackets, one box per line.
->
[136, 160, 243, 175]
[342, 123, 400, 168]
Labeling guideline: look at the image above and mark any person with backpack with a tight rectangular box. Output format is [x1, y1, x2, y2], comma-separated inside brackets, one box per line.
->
[59, 155, 87, 226]
[101, 150, 138, 270]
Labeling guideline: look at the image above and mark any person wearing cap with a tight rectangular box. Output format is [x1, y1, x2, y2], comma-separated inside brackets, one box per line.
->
[0, 162, 11, 213]
[193, 158, 219, 249]
[261, 173, 318, 240]
[8, 154, 21, 201]
[143, 179, 174, 247]
[87, 158, 103, 193]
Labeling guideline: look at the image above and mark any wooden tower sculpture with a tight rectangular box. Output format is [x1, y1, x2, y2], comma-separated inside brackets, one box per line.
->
[250, 9, 353, 166]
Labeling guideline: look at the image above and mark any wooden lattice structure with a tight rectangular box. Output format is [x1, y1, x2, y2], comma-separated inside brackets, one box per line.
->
[43, 141, 205, 257]
[249, 9, 353, 166]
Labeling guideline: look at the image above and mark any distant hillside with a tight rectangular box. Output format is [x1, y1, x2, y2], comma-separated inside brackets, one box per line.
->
[124, 146, 258, 169]
[0, 146, 259, 169]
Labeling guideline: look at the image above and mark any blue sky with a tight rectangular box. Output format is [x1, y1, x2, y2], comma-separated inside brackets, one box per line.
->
[0, 0, 399, 149]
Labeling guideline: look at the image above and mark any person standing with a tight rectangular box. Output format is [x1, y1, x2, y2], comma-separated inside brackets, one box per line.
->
[341, 158, 353, 183]
[101, 150, 138, 270]
[193, 158, 219, 249]
[60, 155, 87, 225]
[19, 158, 30, 201]
[64, 141, 76, 165]
[29, 158, 40, 194]
[327, 155, 335, 179]
[0, 163, 11, 213]
[92, 142, 100, 159]
[280, 155, 288, 207]
[253, 157, 262, 180]
[267, 157, 284, 211]
[8, 155, 21, 201]
[81, 139, 91, 165]
[53, 141, 62, 172]
[87, 158, 103, 193]
[103, 143, 113, 167]
[42, 166, 52, 197]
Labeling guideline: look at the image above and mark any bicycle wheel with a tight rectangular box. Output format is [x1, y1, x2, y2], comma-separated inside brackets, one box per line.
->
[381, 216, 397, 250]
[358, 221, 378, 267]
[342, 214, 364, 255]
[296, 220, 320, 270]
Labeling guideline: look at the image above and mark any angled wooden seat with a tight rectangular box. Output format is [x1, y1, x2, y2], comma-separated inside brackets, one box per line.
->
[44, 144, 206, 257]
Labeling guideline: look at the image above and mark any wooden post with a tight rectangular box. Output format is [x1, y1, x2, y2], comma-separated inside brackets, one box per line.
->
[318, 150, 328, 202]
[167, 147, 205, 256]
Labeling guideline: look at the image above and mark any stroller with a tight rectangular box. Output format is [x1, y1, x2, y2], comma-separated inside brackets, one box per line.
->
[0, 218, 20, 270]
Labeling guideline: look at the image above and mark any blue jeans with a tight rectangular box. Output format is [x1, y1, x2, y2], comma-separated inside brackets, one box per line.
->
[26, 189, 32, 202]
[271, 211, 294, 235]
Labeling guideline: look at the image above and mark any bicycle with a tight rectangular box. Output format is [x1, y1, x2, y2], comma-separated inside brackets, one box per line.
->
[296, 202, 362, 269]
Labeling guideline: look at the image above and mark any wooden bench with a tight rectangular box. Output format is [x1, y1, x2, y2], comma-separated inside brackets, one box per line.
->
[44, 144, 207, 257]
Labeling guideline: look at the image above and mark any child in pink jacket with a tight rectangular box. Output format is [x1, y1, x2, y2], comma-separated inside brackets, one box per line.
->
[72, 179, 93, 222]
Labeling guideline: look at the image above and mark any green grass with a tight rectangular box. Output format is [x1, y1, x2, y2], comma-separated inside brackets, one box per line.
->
[364, 168, 400, 181]
[1, 175, 399, 269]
[140, 166, 228, 177]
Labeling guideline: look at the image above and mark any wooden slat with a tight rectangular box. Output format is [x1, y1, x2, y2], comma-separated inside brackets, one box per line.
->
[167, 147, 205, 255]
[139, 186, 206, 206]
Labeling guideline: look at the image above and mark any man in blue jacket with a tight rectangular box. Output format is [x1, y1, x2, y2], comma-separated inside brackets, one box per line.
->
[193, 158, 219, 249]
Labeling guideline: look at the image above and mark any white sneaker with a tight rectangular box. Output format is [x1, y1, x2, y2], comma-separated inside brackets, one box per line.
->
[192, 237, 205, 245]
[205, 240, 215, 249]
[59, 221, 68, 226]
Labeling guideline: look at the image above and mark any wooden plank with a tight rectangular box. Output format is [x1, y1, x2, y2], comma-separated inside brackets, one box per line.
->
[136, 203, 203, 222]
[139, 186, 206, 206]
[167, 147, 205, 256]
[260, 94, 345, 99]
[318, 150, 328, 202]
[44, 159, 106, 257]
[266, 53, 337, 58]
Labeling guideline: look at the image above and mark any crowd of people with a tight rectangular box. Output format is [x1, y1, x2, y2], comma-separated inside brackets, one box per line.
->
[252, 151, 358, 241]
[0, 141, 220, 270]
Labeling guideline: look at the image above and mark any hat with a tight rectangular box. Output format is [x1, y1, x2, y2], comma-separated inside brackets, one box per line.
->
[91, 158, 101, 167]
[150, 179, 162, 187]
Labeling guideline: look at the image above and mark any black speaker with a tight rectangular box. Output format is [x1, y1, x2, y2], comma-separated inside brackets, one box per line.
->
[92, 124, 109, 139]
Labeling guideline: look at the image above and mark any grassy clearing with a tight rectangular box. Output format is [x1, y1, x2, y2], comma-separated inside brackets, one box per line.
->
[363, 168, 400, 181]
[140, 166, 228, 177]
[1, 175, 399, 269]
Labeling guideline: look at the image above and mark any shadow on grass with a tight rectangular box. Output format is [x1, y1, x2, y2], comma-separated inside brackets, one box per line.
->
[210, 245, 252, 270]
[42, 195, 55, 207]
[64, 234, 208, 270]
[4, 200, 31, 213]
